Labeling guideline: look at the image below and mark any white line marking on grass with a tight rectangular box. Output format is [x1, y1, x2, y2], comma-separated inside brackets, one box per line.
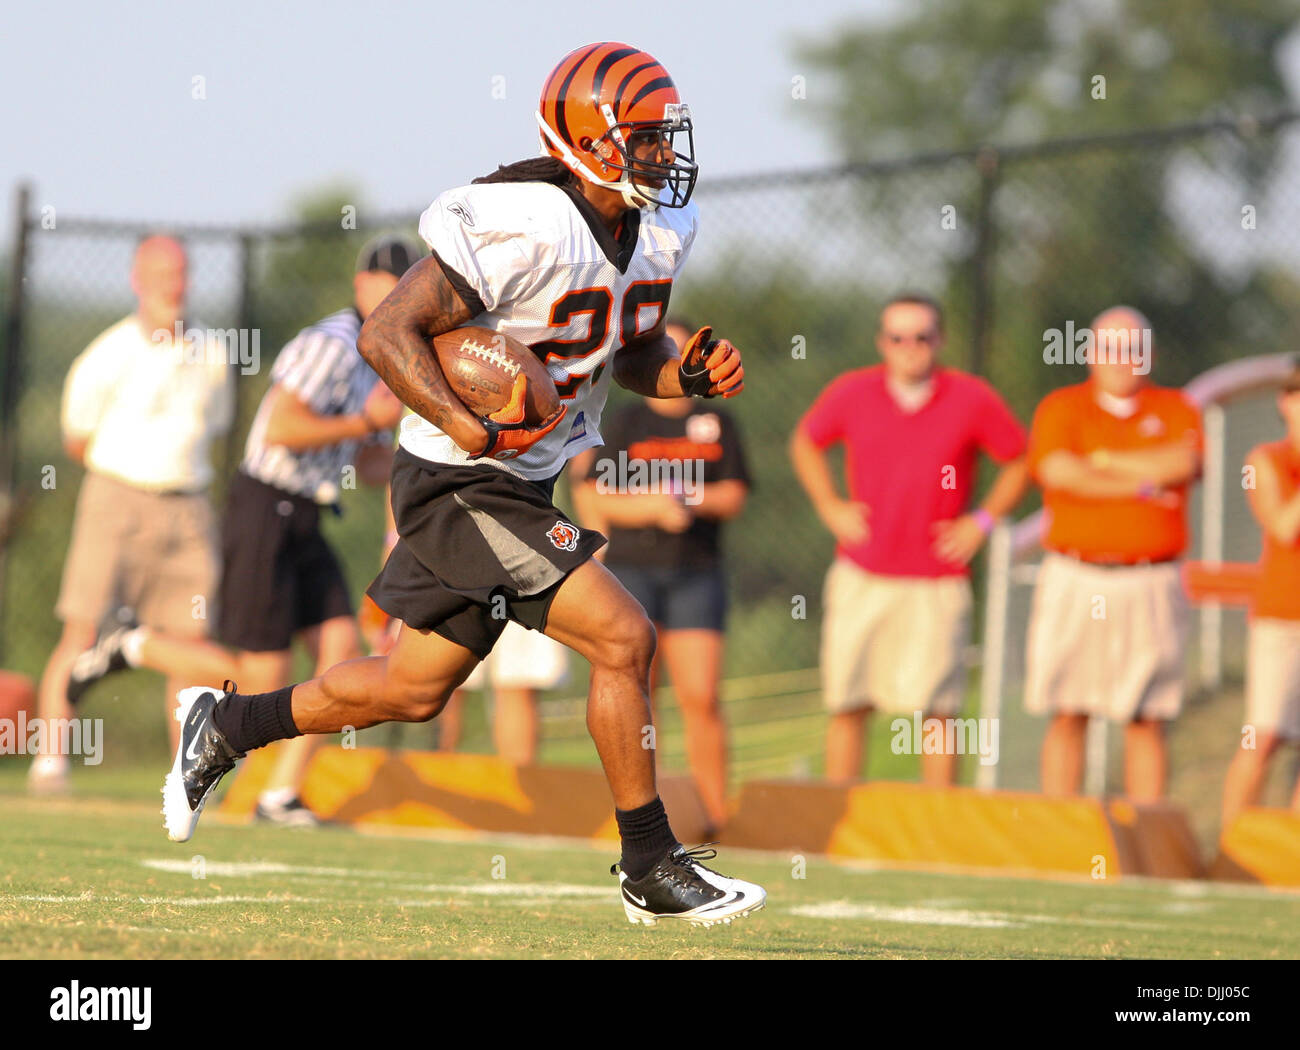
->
[789, 902, 1023, 928]
[141, 860, 611, 902]
[788, 901, 1173, 932]
[10, 893, 96, 903]
[1017, 913, 1169, 931]
[1160, 900, 1212, 915]
[136, 894, 323, 906]
[142, 859, 362, 878]
[417, 883, 609, 898]
[4, 891, 321, 908]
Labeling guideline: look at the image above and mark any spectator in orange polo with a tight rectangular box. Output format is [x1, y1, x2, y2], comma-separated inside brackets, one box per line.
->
[1025, 306, 1202, 800]
[1221, 360, 1300, 827]
[792, 293, 1029, 785]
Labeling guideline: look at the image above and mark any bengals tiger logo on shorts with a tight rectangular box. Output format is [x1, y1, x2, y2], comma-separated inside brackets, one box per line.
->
[547, 520, 580, 552]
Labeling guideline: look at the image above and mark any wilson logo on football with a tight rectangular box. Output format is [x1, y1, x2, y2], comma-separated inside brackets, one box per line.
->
[547, 521, 580, 551]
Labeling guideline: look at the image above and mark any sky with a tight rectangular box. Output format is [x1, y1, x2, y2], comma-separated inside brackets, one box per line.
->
[0, 0, 897, 243]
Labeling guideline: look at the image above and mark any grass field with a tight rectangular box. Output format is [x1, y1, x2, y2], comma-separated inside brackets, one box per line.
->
[2, 768, 1299, 960]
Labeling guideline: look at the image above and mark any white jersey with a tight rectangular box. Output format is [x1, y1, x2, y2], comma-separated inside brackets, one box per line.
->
[400, 179, 699, 481]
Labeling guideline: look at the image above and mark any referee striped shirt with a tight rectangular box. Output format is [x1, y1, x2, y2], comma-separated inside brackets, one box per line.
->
[241, 308, 387, 502]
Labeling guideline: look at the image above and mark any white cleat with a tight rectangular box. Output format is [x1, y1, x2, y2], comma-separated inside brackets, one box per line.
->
[161, 683, 244, 842]
[613, 845, 766, 928]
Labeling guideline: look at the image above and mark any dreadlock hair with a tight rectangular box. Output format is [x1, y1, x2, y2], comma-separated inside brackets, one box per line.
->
[473, 157, 578, 186]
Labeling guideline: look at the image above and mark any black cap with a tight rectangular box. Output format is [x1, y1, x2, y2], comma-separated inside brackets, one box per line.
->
[356, 234, 424, 278]
[1282, 353, 1300, 394]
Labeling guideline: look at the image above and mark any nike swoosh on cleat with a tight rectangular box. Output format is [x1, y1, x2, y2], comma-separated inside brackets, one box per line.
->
[184, 716, 207, 761]
[624, 890, 648, 907]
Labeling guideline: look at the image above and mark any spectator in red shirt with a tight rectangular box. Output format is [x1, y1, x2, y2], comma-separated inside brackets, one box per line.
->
[790, 294, 1029, 785]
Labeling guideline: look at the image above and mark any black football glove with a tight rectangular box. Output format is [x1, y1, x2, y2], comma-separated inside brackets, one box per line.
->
[678, 326, 744, 399]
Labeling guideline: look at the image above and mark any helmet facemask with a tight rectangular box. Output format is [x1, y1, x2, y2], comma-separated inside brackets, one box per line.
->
[537, 102, 698, 210]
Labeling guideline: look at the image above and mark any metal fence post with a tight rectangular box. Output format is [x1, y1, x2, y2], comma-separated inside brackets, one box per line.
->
[1200, 402, 1226, 690]
[978, 521, 1012, 789]
[222, 232, 256, 486]
[0, 182, 33, 662]
[968, 147, 1000, 378]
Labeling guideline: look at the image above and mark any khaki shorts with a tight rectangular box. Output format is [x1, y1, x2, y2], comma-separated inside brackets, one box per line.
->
[1246, 618, 1300, 740]
[1024, 552, 1188, 723]
[462, 619, 570, 691]
[56, 472, 217, 637]
[820, 558, 972, 716]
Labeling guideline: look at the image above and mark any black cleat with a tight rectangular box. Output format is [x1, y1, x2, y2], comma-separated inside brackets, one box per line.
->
[67, 614, 137, 706]
[161, 681, 245, 842]
[612, 845, 766, 927]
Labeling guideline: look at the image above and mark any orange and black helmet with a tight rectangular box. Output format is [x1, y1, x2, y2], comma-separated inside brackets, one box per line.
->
[537, 42, 697, 210]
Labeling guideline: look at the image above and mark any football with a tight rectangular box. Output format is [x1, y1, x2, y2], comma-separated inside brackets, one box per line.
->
[0, 670, 34, 732]
[432, 326, 560, 423]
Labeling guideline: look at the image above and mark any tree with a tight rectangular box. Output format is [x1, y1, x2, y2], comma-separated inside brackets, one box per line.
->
[790, 0, 1300, 408]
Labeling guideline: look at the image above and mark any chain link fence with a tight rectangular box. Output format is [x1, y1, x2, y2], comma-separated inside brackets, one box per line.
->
[3, 112, 1299, 780]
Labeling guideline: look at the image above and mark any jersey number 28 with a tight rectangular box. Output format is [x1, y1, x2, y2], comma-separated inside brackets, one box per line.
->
[531, 280, 672, 399]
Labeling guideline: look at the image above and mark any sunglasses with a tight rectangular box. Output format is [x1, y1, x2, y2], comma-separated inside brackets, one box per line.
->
[881, 331, 939, 346]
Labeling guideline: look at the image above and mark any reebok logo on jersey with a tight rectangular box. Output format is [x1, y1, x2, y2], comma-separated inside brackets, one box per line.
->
[447, 201, 475, 227]
[547, 521, 579, 552]
[564, 411, 587, 444]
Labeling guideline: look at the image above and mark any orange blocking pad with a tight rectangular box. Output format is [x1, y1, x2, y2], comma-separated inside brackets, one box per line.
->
[219, 745, 711, 845]
[1211, 808, 1300, 886]
[723, 780, 1204, 880]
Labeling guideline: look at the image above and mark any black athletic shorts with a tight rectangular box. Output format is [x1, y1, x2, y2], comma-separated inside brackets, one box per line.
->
[367, 448, 607, 659]
[216, 471, 354, 652]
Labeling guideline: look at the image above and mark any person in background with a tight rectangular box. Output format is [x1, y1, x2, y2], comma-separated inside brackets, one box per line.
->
[29, 235, 234, 794]
[1025, 306, 1202, 800]
[571, 317, 751, 834]
[1221, 359, 1300, 827]
[791, 293, 1029, 786]
[65, 234, 415, 824]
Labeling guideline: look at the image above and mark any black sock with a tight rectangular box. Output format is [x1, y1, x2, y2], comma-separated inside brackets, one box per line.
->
[616, 797, 678, 881]
[212, 687, 300, 753]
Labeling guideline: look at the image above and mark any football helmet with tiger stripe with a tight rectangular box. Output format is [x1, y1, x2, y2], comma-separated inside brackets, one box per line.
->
[536, 42, 698, 210]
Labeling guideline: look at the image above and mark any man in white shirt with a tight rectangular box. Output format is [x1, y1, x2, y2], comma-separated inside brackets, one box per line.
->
[29, 235, 233, 792]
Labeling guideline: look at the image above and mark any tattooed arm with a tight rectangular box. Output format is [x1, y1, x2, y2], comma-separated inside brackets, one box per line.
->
[356, 256, 488, 454]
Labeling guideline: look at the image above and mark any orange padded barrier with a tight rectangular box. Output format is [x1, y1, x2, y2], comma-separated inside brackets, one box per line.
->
[219, 745, 711, 844]
[1210, 808, 1300, 886]
[222, 752, 1212, 880]
[724, 780, 1204, 880]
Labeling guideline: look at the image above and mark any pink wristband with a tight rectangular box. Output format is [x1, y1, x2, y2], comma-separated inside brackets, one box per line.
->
[972, 509, 995, 535]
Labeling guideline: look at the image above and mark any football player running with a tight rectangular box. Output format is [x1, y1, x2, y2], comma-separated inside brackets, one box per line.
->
[162, 42, 763, 928]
